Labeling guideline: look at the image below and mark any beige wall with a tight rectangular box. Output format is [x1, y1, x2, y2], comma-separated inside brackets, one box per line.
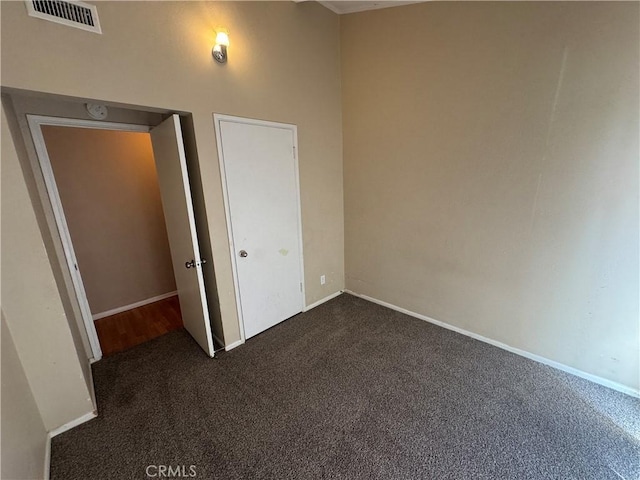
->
[1, 0, 344, 348]
[1, 104, 94, 431]
[1, 315, 48, 480]
[42, 126, 176, 315]
[342, 2, 639, 390]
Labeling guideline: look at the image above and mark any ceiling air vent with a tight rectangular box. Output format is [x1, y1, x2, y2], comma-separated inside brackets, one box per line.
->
[25, 0, 101, 34]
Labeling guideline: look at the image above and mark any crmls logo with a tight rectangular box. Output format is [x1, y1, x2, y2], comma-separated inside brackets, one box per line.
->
[145, 465, 197, 478]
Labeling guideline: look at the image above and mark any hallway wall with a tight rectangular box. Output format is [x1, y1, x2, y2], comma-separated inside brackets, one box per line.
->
[1, 315, 48, 480]
[42, 126, 176, 316]
[1, 103, 95, 431]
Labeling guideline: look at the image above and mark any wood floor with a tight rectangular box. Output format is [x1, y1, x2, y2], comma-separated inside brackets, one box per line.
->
[94, 295, 183, 356]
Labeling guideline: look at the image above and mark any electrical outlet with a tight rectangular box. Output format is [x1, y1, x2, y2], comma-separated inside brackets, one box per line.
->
[320, 275, 326, 285]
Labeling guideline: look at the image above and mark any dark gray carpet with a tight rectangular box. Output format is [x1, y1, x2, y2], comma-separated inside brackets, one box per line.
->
[51, 294, 640, 479]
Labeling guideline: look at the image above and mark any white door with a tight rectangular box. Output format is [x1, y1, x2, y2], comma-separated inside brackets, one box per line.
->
[151, 115, 215, 357]
[215, 116, 304, 339]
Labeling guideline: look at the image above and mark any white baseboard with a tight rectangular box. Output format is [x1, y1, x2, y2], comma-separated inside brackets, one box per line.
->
[44, 412, 96, 478]
[344, 290, 639, 398]
[44, 433, 51, 480]
[225, 339, 244, 351]
[49, 411, 97, 438]
[92, 291, 178, 321]
[304, 290, 343, 312]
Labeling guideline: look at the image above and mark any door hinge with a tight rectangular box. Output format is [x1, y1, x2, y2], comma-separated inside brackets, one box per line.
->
[293, 146, 296, 159]
[300, 282, 302, 292]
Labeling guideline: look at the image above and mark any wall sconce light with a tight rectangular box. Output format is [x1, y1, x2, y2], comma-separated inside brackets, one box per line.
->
[212, 29, 229, 64]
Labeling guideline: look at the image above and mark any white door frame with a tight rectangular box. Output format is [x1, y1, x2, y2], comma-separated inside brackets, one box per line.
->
[27, 114, 150, 362]
[213, 114, 306, 343]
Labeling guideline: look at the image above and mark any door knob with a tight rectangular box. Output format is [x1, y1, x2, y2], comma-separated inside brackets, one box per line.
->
[239, 250, 248, 258]
[185, 260, 196, 269]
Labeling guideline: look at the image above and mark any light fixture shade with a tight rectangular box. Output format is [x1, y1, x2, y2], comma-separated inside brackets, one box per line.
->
[215, 31, 229, 47]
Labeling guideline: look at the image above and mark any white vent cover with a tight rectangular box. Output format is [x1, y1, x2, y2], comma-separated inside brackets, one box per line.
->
[25, 0, 101, 34]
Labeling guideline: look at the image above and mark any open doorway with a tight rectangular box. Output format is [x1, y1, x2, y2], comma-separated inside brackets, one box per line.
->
[28, 114, 216, 360]
[40, 125, 181, 356]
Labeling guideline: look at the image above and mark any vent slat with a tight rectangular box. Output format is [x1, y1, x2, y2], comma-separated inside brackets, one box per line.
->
[85, 9, 94, 26]
[72, 4, 81, 24]
[63, 2, 71, 22]
[26, 0, 100, 33]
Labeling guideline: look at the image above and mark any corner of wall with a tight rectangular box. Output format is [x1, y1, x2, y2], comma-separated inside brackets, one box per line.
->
[2, 98, 95, 431]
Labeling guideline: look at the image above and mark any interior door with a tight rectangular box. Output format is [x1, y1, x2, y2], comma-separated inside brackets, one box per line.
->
[217, 117, 304, 339]
[150, 115, 215, 357]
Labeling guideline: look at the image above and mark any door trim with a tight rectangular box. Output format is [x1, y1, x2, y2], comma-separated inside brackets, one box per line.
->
[27, 114, 150, 362]
[213, 114, 306, 343]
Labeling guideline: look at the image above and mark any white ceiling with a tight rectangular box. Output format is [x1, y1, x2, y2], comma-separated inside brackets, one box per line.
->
[317, 1, 425, 15]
